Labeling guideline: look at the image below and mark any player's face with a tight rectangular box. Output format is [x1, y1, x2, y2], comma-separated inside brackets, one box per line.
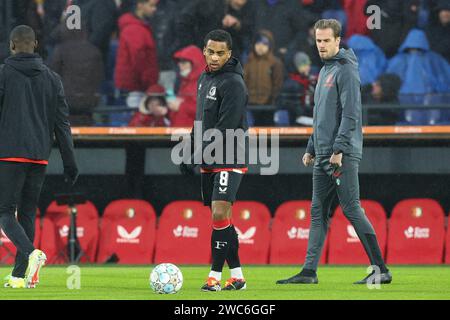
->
[315, 28, 340, 60]
[203, 40, 232, 72]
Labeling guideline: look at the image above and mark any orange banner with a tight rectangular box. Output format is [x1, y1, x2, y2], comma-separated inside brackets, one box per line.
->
[71, 126, 450, 136]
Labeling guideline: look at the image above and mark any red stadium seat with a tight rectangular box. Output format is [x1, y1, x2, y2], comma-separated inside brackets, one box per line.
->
[270, 201, 327, 265]
[386, 199, 445, 264]
[97, 199, 156, 264]
[445, 217, 450, 264]
[327, 200, 387, 264]
[40, 201, 99, 264]
[0, 209, 41, 264]
[154, 201, 211, 264]
[232, 201, 272, 264]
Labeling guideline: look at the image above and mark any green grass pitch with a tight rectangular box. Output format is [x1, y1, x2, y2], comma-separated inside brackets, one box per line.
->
[0, 265, 449, 300]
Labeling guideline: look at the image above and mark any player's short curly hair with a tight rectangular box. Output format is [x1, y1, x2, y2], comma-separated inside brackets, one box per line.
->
[204, 29, 233, 50]
[314, 19, 342, 38]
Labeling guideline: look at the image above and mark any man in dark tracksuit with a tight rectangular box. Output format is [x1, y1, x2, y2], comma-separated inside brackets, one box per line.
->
[0, 25, 78, 288]
[180, 29, 248, 292]
[277, 19, 392, 285]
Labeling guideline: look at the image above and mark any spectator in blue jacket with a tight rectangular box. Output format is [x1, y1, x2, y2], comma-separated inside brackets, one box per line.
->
[347, 34, 387, 86]
[386, 29, 450, 124]
[386, 29, 450, 102]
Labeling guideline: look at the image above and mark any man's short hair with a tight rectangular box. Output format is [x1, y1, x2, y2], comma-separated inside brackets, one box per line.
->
[10, 25, 36, 45]
[314, 19, 342, 38]
[204, 29, 233, 50]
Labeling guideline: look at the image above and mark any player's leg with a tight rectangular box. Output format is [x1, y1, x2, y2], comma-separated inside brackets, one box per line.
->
[202, 171, 244, 291]
[203, 200, 233, 292]
[201, 172, 223, 291]
[277, 157, 335, 284]
[335, 155, 391, 284]
[0, 162, 35, 288]
[13, 164, 47, 286]
[221, 172, 245, 291]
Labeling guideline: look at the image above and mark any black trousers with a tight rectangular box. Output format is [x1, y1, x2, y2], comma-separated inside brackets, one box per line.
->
[303, 155, 384, 271]
[0, 161, 46, 278]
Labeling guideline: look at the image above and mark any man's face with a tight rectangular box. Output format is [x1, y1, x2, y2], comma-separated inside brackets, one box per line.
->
[177, 60, 192, 77]
[229, 0, 247, 10]
[439, 9, 450, 25]
[254, 42, 269, 56]
[315, 28, 340, 60]
[297, 64, 311, 76]
[203, 40, 232, 72]
[139, 0, 158, 18]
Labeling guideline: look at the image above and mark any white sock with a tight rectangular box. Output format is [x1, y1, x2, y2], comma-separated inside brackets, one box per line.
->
[230, 267, 244, 279]
[209, 270, 222, 281]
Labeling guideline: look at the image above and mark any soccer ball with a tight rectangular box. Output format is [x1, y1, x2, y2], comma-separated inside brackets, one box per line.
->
[150, 263, 183, 294]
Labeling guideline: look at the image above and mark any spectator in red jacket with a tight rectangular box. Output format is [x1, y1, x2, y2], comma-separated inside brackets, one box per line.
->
[114, 0, 160, 106]
[168, 45, 205, 127]
[128, 84, 170, 127]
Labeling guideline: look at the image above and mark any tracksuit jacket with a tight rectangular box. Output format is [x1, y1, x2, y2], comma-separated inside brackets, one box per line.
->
[192, 57, 249, 170]
[306, 48, 363, 158]
[0, 53, 76, 169]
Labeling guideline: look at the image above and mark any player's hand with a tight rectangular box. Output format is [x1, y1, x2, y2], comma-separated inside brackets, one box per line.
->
[64, 165, 79, 186]
[179, 162, 196, 176]
[302, 153, 315, 167]
[329, 152, 343, 167]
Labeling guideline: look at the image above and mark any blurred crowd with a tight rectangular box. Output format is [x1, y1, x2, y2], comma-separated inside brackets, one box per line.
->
[1, 0, 450, 126]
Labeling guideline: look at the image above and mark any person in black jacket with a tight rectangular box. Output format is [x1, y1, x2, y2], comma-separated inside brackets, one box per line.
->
[77, 0, 119, 66]
[276, 19, 391, 286]
[175, 0, 255, 61]
[0, 25, 78, 289]
[180, 30, 248, 292]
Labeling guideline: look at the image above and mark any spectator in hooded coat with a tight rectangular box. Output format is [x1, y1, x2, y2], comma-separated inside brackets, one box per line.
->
[244, 30, 284, 106]
[128, 84, 170, 127]
[347, 34, 387, 86]
[276, 51, 317, 126]
[386, 29, 450, 124]
[168, 45, 206, 127]
[386, 29, 450, 101]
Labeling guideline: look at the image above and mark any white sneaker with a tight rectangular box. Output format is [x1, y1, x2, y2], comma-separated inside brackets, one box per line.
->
[25, 249, 46, 288]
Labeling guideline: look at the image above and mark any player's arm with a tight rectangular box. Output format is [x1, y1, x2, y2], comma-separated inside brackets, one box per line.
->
[214, 78, 247, 132]
[306, 134, 315, 156]
[333, 64, 361, 155]
[53, 75, 79, 185]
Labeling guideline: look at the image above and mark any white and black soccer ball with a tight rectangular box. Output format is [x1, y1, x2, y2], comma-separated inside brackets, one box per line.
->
[150, 263, 183, 294]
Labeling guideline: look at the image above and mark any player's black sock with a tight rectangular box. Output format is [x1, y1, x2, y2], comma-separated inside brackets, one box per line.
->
[300, 268, 317, 277]
[211, 225, 233, 272]
[226, 225, 241, 269]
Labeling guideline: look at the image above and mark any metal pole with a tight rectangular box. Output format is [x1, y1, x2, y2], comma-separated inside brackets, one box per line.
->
[69, 206, 78, 263]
